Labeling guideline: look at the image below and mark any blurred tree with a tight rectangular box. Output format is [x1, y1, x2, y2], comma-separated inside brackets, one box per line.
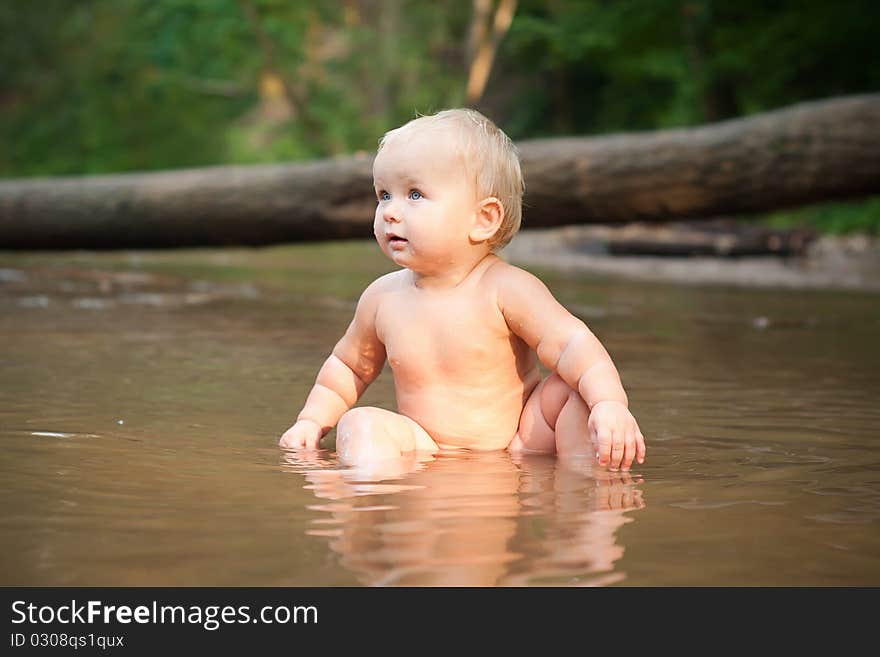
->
[496, 0, 880, 138]
[466, 0, 517, 104]
[2, 0, 878, 177]
[0, 0, 471, 175]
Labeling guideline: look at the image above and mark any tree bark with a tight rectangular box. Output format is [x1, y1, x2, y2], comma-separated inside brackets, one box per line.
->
[466, 0, 518, 105]
[1, 94, 878, 250]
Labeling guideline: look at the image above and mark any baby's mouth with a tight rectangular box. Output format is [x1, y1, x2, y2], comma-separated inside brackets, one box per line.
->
[387, 235, 407, 245]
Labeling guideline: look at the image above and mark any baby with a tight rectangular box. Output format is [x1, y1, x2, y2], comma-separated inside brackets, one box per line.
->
[280, 109, 646, 471]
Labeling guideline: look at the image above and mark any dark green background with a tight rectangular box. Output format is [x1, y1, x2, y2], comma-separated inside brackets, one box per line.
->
[3, 0, 878, 232]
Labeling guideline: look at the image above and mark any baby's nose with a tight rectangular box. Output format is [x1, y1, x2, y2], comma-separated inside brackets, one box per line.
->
[383, 204, 402, 223]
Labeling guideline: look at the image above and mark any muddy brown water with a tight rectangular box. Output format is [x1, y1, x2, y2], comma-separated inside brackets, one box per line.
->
[1, 242, 878, 585]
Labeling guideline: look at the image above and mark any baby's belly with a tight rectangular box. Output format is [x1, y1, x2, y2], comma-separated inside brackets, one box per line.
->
[395, 373, 540, 451]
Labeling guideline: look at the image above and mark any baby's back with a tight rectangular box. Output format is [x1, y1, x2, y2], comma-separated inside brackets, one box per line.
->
[375, 258, 539, 450]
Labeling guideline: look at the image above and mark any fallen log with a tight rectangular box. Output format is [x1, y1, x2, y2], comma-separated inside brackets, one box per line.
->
[1, 94, 878, 250]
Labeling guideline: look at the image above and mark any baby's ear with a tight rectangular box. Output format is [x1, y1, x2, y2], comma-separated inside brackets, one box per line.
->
[469, 197, 504, 244]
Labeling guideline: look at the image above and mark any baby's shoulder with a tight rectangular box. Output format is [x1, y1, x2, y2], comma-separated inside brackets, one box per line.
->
[360, 269, 408, 303]
[480, 257, 546, 294]
[480, 258, 555, 319]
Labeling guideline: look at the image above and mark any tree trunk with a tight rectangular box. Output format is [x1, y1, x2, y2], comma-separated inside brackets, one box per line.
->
[1, 94, 878, 250]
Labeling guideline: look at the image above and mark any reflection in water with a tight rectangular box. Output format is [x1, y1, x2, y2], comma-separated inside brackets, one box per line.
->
[281, 449, 645, 586]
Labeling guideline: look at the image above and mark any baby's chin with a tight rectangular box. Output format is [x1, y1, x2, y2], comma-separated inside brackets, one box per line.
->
[376, 239, 410, 265]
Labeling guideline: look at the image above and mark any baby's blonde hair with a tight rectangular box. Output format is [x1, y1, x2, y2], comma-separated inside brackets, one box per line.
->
[377, 108, 524, 250]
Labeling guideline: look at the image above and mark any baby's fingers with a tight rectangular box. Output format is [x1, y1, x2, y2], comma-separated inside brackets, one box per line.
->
[594, 427, 613, 467]
[279, 427, 308, 449]
[609, 430, 625, 470]
[620, 429, 637, 471]
[278, 433, 300, 449]
[636, 429, 646, 464]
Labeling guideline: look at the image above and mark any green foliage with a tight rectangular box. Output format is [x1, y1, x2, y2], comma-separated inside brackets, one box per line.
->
[760, 196, 880, 236]
[2, 0, 879, 236]
[500, 0, 880, 136]
[1, 0, 470, 175]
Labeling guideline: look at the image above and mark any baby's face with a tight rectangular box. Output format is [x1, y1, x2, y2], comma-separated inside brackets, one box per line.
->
[372, 129, 479, 271]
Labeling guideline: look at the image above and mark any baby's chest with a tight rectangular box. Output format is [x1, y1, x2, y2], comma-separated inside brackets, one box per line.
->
[377, 295, 511, 378]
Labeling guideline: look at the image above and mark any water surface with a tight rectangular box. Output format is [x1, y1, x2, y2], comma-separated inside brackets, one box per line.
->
[1, 242, 878, 585]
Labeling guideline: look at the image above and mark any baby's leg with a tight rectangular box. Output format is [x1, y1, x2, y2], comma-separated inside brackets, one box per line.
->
[336, 407, 439, 467]
[509, 373, 592, 457]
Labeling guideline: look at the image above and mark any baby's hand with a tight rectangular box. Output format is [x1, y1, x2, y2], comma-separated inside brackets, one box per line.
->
[279, 419, 324, 450]
[588, 401, 646, 471]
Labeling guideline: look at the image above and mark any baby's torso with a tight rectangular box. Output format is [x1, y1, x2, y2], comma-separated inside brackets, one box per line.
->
[375, 261, 539, 450]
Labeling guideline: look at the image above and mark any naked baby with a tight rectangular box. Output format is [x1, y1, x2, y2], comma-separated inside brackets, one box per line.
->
[280, 109, 646, 471]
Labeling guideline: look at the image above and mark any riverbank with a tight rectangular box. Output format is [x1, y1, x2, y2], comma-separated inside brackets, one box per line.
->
[504, 226, 880, 293]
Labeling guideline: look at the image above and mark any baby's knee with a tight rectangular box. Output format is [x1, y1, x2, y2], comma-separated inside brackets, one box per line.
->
[337, 407, 383, 459]
[338, 406, 367, 426]
[540, 374, 578, 426]
[337, 407, 436, 458]
[337, 407, 378, 437]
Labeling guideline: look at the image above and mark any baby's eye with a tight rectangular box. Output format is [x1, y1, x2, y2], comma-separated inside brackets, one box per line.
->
[378, 191, 391, 202]
[409, 189, 422, 200]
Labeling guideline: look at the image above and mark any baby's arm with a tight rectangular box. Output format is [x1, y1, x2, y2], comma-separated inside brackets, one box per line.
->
[279, 277, 388, 449]
[493, 264, 645, 469]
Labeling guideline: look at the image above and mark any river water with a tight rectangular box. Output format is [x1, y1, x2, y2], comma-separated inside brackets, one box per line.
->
[1, 241, 878, 585]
